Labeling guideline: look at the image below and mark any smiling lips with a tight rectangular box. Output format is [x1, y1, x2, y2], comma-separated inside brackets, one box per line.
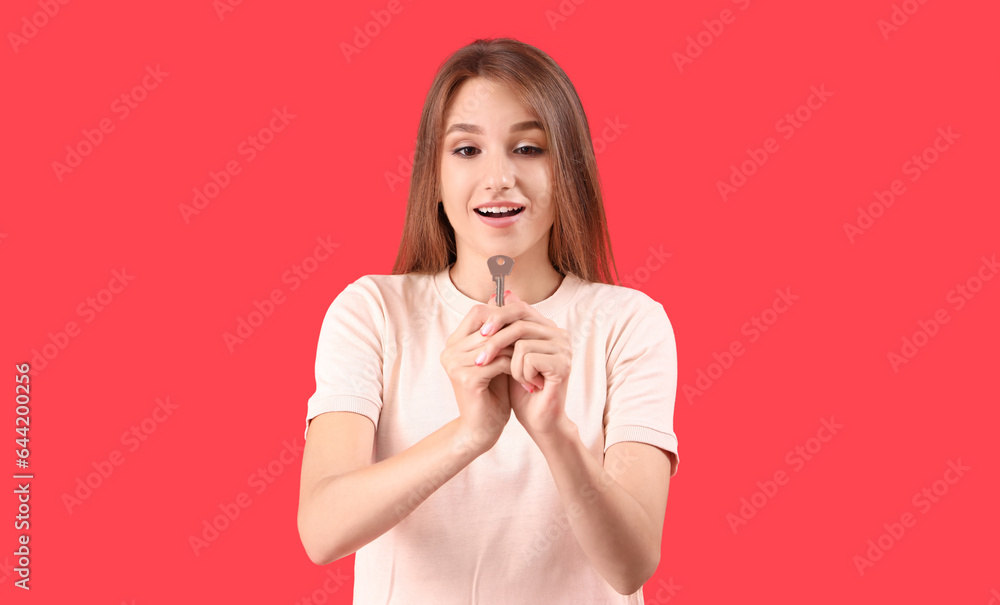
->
[474, 204, 525, 227]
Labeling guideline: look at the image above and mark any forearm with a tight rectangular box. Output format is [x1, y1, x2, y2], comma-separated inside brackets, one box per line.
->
[534, 418, 659, 595]
[299, 417, 485, 565]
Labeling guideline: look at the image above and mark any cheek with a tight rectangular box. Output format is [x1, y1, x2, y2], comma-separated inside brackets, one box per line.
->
[439, 164, 459, 202]
[440, 160, 476, 191]
[525, 165, 554, 209]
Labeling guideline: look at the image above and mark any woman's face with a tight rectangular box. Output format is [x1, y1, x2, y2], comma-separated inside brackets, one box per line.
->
[439, 78, 554, 264]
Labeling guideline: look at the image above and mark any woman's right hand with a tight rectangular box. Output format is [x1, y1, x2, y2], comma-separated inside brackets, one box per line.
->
[440, 295, 514, 455]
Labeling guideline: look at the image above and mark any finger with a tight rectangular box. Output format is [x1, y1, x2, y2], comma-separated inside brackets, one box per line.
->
[522, 351, 568, 389]
[448, 343, 512, 372]
[479, 322, 561, 364]
[479, 350, 511, 380]
[522, 352, 544, 390]
[449, 347, 512, 388]
[449, 302, 499, 342]
[510, 340, 560, 388]
[481, 293, 556, 338]
[488, 371, 510, 400]
[450, 287, 517, 342]
[478, 289, 512, 337]
[454, 321, 516, 355]
[474, 344, 515, 367]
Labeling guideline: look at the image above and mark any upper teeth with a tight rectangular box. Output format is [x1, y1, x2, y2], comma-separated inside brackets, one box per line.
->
[480, 206, 516, 214]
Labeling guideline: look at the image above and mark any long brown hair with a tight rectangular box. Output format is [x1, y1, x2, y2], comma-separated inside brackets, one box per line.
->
[391, 37, 619, 285]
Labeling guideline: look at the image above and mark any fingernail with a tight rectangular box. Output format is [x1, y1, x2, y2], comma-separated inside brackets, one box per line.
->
[504, 290, 511, 296]
[522, 383, 533, 393]
[475, 351, 486, 365]
[480, 323, 493, 336]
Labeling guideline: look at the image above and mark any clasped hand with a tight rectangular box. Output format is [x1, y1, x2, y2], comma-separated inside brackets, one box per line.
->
[441, 291, 572, 441]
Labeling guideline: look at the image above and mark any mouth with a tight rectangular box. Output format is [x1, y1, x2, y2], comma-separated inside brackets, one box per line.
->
[474, 206, 525, 218]
[474, 204, 525, 228]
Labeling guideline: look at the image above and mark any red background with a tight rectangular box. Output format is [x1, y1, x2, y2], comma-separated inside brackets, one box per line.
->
[3, 0, 998, 603]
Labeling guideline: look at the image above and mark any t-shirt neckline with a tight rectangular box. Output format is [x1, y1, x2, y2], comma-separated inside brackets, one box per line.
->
[433, 264, 580, 318]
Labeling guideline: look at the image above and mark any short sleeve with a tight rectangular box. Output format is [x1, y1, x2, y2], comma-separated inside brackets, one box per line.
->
[604, 300, 680, 477]
[304, 278, 385, 440]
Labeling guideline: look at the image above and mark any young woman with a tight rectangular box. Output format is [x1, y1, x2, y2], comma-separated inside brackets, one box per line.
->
[298, 38, 679, 604]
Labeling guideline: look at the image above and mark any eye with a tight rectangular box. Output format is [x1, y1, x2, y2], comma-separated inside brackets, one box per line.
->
[515, 146, 545, 156]
[451, 146, 479, 158]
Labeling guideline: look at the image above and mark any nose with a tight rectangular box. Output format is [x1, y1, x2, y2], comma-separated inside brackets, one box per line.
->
[484, 149, 514, 192]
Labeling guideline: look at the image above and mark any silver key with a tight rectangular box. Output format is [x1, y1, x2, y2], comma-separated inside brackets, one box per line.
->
[487, 255, 514, 306]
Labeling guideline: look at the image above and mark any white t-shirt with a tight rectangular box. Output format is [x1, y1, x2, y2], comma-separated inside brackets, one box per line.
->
[304, 266, 679, 604]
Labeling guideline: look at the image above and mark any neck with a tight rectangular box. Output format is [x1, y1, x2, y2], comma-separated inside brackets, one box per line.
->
[449, 252, 564, 305]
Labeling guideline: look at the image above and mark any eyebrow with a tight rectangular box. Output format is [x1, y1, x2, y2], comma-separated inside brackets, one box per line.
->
[443, 120, 544, 136]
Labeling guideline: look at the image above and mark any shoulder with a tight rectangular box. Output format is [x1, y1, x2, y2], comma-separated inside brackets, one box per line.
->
[347, 272, 436, 300]
[562, 277, 675, 357]
[568, 276, 670, 324]
[329, 272, 437, 313]
[316, 273, 437, 339]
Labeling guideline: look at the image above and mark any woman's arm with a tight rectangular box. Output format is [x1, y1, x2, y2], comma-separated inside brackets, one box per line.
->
[299, 292, 518, 565]
[533, 416, 672, 595]
[472, 291, 674, 593]
[297, 411, 491, 565]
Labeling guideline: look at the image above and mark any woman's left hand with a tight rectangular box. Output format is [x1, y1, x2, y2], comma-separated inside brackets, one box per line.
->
[476, 290, 573, 440]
